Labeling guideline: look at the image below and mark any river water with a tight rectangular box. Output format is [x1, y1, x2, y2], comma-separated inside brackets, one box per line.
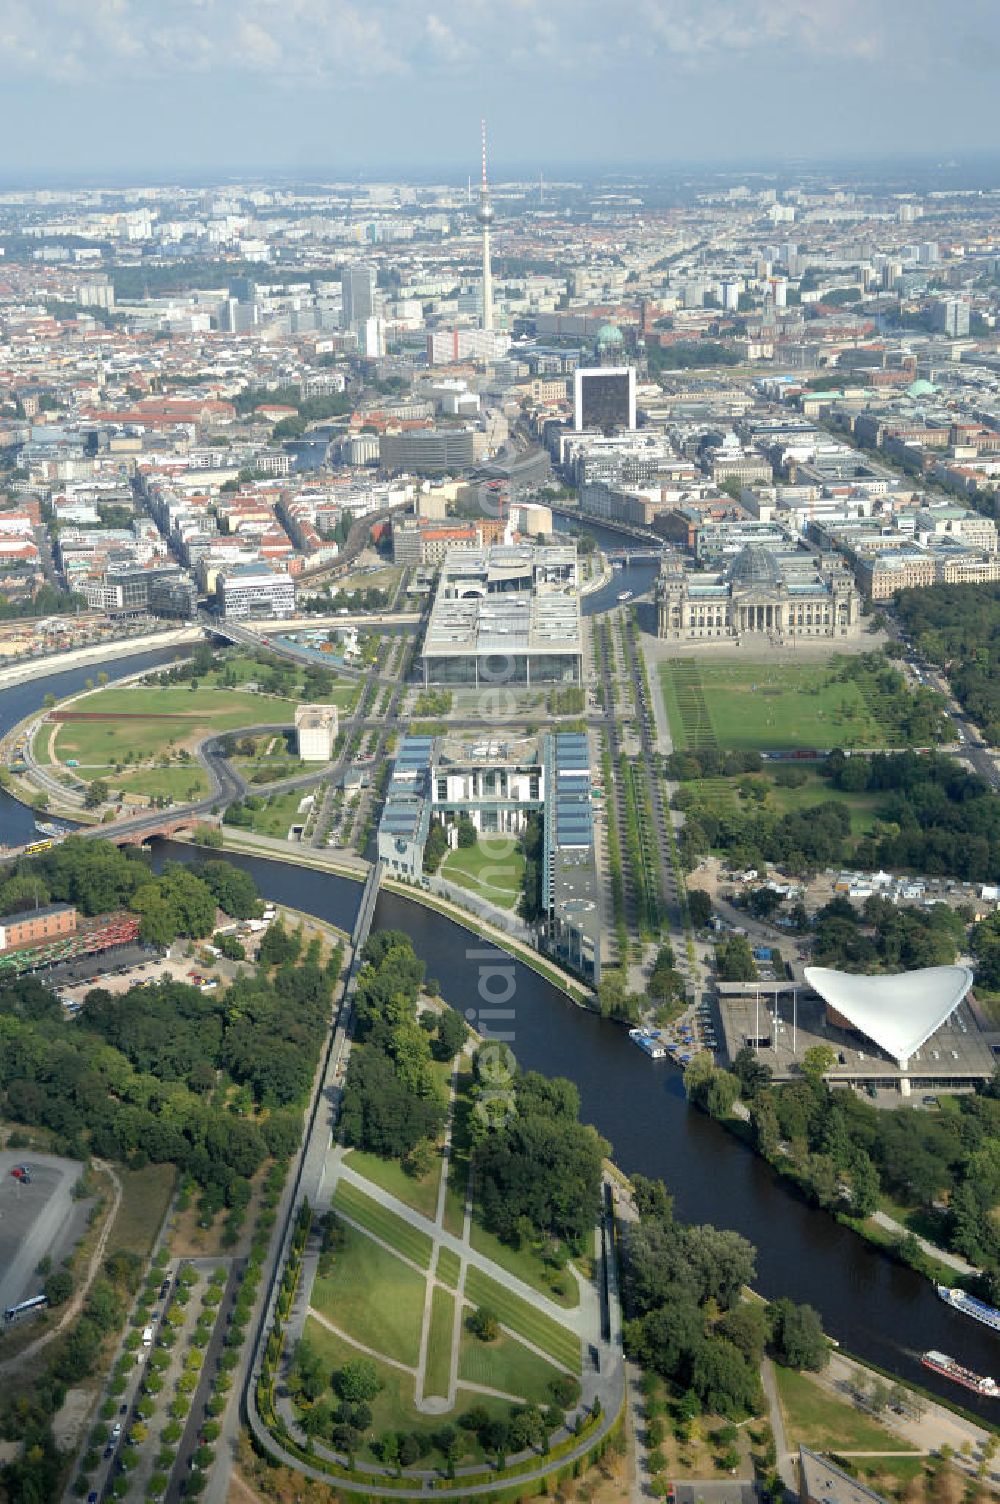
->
[1, 644, 999, 1413]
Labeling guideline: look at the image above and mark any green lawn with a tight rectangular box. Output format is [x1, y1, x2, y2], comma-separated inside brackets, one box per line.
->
[303, 1317, 510, 1469]
[764, 772, 884, 836]
[311, 1222, 426, 1365]
[424, 1286, 455, 1400]
[105, 1163, 176, 1261]
[457, 1322, 570, 1405]
[52, 683, 299, 768]
[681, 771, 884, 842]
[436, 1248, 461, 1290]
[245, 789, 314, 839]
[441, 839, 526, 912]
[774, 1364, 914, 1452]
[204, 653, 359, 711]
[342, 1147, 442, 1221]
[332, 1180, 434, 1269]
[661, 660, 884, 753]
[468, 1218, 579, 1310]
[113, 765, 211, 801]
[463, 1267, 580, 1372]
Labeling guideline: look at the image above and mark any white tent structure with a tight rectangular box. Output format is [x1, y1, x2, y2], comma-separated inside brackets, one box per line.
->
[804, 964, 974, 1069]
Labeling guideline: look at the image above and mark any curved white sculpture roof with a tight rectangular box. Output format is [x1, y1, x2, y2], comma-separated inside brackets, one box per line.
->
[804, 964, 974, 1067]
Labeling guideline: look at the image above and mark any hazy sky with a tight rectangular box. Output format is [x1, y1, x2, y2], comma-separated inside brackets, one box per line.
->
[3, 0, 999, 180]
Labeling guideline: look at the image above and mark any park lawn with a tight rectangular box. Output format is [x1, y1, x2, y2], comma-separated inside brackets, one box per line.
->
[311, 1222, 426, 1366]
[681, 771, 884, 843]
[52, 683, 298, 769]
[342, 1147, 442, 1221]
[762, 772, 884, 837]
[457, 1322, 569, 1405]
[332, 1180, 434, 1269]
[468, 1217, 579, 1311]
[660, 660, 884, 753]
[463, 1267, 581, 1373]
[246, 790, 313, 839]
[774, 1365, 914, 1453]
[302, 1316, 510, 1469]
[436, 1248, 461, 1290]
[424, 1286, 455, 1400]
[105, 1163, 176, 1262]
[441, 839, 526, 912]
[113, 765, 211, 801]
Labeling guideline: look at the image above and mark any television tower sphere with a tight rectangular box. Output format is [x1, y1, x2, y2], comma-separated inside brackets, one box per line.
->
[477, 196, 495, 226]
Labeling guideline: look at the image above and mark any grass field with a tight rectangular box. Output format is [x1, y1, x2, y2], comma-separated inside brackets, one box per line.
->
[436, 1248, 461, 1290]
[468, 1218, 579, 1310]
[661, 659, 884, 753]
[312, 1222, 426, 1365]
[244, 789, 313, 839]
[774, 1364, 914, 1452]
[105, 1163, 176, 1261]
[50, 682, 299, 803]
[303, 1316, 511, 1469]
[463, 1267, 581, 1372]
[332, 1181, 434, 1269]
[441, 839, 526, 913]
[765, 772, 884, 836]
[681, 771, 884, 842]
[113, 765, 210, 801]
[424, 1286, 455, 1400]
[457, 1322, 569, 1404]
[342, 1147, 442, 1221]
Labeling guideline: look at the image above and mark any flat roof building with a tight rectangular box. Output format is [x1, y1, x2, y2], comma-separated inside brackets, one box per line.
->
[543, 732, 602, 983]
[217, 564, 295, 620]
[377, 736, 434, 879]
[422, 545, 582, 688]
[294, 705, 339, 763]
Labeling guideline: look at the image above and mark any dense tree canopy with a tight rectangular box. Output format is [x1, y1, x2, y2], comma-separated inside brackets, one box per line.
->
[475, 1068, 608, 1252]
[621, 1175, 762, 1418]
[895, 581, 1000, 743]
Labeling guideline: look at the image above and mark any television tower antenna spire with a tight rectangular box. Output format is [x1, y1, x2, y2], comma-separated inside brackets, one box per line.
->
[477, 118, 494, 332]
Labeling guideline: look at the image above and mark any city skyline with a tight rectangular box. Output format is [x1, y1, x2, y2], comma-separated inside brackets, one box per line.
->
[1, 0, 999, 177]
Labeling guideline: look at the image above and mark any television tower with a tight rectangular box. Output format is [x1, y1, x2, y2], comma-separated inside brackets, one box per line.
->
[477, 119, 494, 332]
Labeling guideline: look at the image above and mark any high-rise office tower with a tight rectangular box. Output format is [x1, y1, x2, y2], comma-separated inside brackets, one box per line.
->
[477, 120, 494, 332]
[341, 263, 376, 330]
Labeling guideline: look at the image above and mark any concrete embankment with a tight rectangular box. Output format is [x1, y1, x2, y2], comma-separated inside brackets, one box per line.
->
[0, 628, 200, 692]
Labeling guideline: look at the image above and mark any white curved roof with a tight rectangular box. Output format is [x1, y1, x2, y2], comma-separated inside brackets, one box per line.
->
[804, 964, 973, 1066]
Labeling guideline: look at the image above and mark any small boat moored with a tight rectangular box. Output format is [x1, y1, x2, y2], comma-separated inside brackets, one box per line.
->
[629, 1027, 666, 1059]
[937, 1284, 1000, 1333]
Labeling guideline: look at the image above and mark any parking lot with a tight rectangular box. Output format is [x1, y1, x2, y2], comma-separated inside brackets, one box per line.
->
[55, 953, 218, 1009]
[0, 1151, 90, 1320]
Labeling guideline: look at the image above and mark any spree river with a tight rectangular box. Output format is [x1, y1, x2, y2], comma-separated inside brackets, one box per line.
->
[1, 645, 999, 1412]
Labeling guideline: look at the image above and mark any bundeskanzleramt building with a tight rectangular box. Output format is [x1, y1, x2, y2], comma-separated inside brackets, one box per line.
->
[656, 545, 860, 642]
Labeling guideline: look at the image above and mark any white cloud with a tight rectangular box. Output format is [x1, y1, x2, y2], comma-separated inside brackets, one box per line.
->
[234, 18, 282, 69]
[0, 0, 980, 83]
